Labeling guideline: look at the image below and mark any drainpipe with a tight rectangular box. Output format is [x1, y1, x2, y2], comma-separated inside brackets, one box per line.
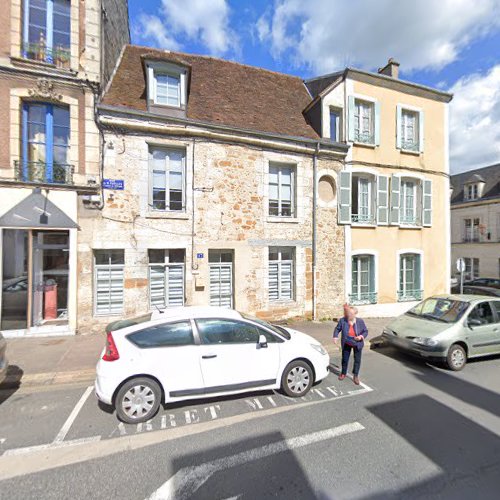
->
[191, 138, 197, 272]
[312, 142, 320, 321]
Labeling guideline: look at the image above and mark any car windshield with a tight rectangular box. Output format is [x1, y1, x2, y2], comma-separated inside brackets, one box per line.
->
[406, 298, 469, 324]
[106, 313, 153, 332]
[241, 314, 291, 340]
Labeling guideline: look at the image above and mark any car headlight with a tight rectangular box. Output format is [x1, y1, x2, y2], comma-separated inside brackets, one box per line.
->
[310, 343, 328, 355]
[383, 328, 393, 336]
[412, 337, 439, 347]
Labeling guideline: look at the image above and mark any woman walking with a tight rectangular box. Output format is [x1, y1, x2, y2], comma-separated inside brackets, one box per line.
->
[333, 306, 368, 385]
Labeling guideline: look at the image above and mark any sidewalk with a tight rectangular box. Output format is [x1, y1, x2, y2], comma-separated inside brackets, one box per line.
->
[1, 317, 393, 390]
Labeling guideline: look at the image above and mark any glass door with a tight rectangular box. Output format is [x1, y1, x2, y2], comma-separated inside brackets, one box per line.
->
[32, 231, 69, 326]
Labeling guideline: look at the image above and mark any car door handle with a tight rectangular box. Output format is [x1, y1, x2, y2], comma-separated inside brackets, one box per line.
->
[202, 354, 217, 359]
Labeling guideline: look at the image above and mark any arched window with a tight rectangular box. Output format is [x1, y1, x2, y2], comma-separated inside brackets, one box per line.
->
[350, 254, 377, 305]
[398, 253, 423, 301]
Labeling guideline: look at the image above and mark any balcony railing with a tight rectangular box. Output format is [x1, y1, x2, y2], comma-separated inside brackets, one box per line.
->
[354, 131, 375, 145]
[14, 160, 74, 185]
[397, 289, 423, 302]
[462, 234, 480, 243]
[352, 213, 375, 224]
[401, 140, 420, 152]
[22, 42, 71, 69]
[400, 214, 419, 225]
[349, 292, 378, 305]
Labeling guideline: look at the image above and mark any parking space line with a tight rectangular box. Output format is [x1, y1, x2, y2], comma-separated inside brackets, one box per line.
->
[147, 422, 365, 500]
[54, 386, 94, 443]
[3, 436, 101, 457]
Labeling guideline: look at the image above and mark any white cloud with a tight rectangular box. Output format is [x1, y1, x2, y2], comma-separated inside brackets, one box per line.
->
[259, 0, 500, 74]
[449, 65, 500, 172]
[135, 0, 238, 56]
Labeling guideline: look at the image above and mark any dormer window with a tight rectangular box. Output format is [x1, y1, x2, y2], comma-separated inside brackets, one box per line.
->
[146, 61, 187, 113]
[464, 183, 479, 201]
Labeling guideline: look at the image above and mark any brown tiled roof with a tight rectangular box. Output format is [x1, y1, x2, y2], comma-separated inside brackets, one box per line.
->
[102, 45, 318, 139]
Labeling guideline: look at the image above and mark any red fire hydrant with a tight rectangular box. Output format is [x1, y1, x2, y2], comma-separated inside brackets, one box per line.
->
[44, 280, 58, 320]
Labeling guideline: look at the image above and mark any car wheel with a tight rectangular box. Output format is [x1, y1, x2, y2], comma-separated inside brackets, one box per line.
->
[446, 344, 467, 371]
[115, 377, 162, 424]
[281, 360, 313, 397]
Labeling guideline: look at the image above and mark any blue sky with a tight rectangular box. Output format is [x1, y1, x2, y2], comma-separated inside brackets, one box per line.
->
[129, 0, 500, 173]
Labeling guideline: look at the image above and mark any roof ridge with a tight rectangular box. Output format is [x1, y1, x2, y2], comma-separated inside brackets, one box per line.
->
[127, 43, 305, 81]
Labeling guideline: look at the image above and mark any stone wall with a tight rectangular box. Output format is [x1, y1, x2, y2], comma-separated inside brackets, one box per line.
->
[76, 131, 346, 333]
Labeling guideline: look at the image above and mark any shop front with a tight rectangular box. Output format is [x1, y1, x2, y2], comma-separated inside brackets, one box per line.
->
[0, 188, 78, 337]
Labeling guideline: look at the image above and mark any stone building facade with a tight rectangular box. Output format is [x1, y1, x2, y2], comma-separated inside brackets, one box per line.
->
[0, 0, 129, 337]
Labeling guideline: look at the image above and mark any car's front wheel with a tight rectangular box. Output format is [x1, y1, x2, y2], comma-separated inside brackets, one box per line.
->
[115, 377, 162, 424]
[281, 360, 313, 397]
[446, 344, 467, 371]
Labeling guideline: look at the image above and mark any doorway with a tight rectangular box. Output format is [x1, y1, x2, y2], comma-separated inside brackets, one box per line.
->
[209, 250, 234, 308]
[1, 229, 69, 332]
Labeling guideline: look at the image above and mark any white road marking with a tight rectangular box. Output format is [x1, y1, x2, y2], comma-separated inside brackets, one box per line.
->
[54, 385, 94, 443]
[147, 422, 365, 500]
[3, 436, 101, 457]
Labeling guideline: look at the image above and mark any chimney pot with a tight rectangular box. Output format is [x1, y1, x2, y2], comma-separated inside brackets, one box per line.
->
[378, 58, 400, 79]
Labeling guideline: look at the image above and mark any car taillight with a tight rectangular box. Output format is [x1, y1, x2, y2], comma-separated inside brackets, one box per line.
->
[102, 332, 120, 361]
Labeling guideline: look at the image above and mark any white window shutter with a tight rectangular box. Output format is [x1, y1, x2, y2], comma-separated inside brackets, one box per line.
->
[390, 174, 400, 225]
[180, 72, 186, 106]
[377, 175, 389, 225]
[374, 101, 381, 145]
[147, 66, 155, 103]
[347, 96, 355, 142]
[396, 105, 402, 149]
[423, 179, 432, 227]
[338, 171, 352, 224]
[419, 110, 425, 152]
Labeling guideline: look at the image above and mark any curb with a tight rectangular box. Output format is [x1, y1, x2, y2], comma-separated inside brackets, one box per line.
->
[1, 368, 95, 390]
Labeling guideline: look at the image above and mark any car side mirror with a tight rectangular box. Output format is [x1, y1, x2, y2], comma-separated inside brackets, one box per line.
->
[468, 318, 482, 328]
[258, 334, 268, 348]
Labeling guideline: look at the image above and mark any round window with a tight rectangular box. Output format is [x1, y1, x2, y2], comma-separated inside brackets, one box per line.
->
[318, 175, 336, 203]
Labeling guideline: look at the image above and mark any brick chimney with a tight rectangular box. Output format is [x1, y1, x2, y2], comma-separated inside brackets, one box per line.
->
[378, 58, 400, 79]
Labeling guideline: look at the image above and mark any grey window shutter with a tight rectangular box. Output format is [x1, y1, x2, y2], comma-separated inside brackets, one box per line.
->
[396, 105, 402, 149]
[390, 174, 400, 225]
[423, 179, 432, 226]
[415, 254, 422, 291]
[419, 110, 425, 153]
[374, 101, 381, 145]
[377, 175, 389, 225]
[347, 96, 355, 142]
[338, 171, 352, 224]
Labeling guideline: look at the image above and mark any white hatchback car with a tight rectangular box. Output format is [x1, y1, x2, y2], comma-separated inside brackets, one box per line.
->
[95, 307, 330, 423]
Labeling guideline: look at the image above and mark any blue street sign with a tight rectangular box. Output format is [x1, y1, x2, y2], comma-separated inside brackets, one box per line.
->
[102, 179, 125, 190]
[196, 253, 204, 259]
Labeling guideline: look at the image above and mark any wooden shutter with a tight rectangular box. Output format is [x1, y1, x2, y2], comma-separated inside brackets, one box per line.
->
[396, 105, 402, 149]
[390, 174, 401, 225]
[210, 264, 233, 308]
[377, 175, 389, 225]
[422, 179, 432, 227]
[374, 101, 381, 145]
[347, 96, 355, 142]
[419, 110, 425, 153]
[338, 171, 352, 224]
[167, 265, 184, 306]
[95, 265, 124, 315]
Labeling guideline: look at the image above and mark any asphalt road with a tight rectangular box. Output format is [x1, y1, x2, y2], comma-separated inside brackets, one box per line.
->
[1, 342, 500, 499]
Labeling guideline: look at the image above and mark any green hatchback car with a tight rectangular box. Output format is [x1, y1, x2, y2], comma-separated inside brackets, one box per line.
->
[382, 295, 500, 371]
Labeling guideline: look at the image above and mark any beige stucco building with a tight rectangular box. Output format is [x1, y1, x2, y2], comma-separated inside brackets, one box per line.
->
[0, 0, 129, 337]
[450, 164, 500, 280]
[305, 59, 453, 316]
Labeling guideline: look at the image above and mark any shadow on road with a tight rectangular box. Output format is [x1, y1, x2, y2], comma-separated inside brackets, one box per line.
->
[364, 394, 500, 499]
[169, 431, 319, 499]
[0, 365, 24, 405]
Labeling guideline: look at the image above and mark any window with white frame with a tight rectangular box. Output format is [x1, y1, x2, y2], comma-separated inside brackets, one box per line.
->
[398, 253, 422, 301]
[350, 255, 377, 305]
[155, 73, 181, 107]
[330, 108, 341, 141]
[463, 218, 480, 242]
[400, 178, 420, 225]
[150, 147, 185, 211]
[354, 99, 374, 144]
[269, 163, 295, 217]
[148, 249, 185, 309]
[400, 109, 419, 151]
[94, 250, 124, 315]
[269, 247, 294, 301]
[464, 183, 479, 201]
[464, 257, 479, 281]
[351, 174, 375, 223]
